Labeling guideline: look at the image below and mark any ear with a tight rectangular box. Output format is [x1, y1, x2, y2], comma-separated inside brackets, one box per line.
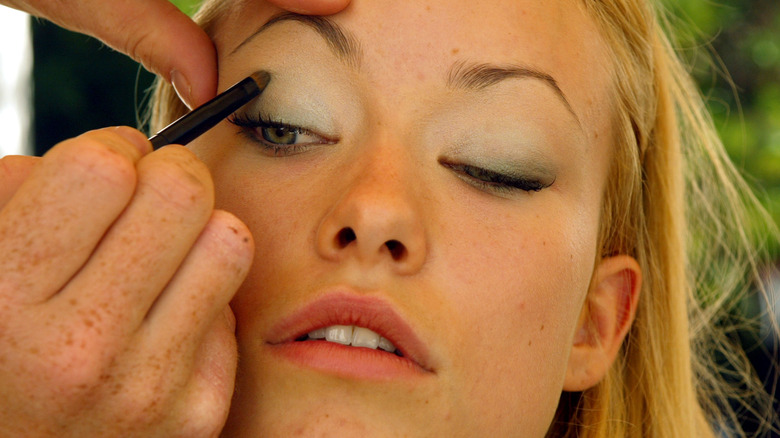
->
[563, 255, 642, 391]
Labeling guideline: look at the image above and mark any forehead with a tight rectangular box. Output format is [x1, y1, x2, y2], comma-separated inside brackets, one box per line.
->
[217, 0, 614, 139]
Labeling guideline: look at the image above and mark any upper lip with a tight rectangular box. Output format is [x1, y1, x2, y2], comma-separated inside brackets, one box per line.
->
[266, 291, 435, 373]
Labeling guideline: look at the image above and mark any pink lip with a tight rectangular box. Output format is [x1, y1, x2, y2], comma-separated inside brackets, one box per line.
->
[266, 292, 435, 380]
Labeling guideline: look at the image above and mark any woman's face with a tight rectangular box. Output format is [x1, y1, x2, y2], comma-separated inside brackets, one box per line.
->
[190, 0, 615, 435]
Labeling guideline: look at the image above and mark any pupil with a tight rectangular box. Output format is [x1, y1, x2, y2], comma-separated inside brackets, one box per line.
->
[262, 126, 297, 145]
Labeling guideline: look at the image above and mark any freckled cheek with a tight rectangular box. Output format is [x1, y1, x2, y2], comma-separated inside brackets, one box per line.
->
[436, 212, 595, 424]
[205, 162, 315, 314]
[442, 210, 596, 354]
[449, 210, 593, 300]
[201, 150, 309, 260]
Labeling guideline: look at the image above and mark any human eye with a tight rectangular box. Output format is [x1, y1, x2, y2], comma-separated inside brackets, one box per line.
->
[440, 161, 554, 195]
[228, 113, 336, 156]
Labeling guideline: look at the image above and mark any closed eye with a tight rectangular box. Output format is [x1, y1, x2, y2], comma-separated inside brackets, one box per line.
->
[441, 161, 553, 194]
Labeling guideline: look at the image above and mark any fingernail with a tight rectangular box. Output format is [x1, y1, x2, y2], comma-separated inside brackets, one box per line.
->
[113, 126, 152, 156]
[171, 70, 194, 110]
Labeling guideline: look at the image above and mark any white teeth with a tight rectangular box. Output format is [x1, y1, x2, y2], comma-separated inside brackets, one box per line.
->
[324, 325, 352, 345]
[307, 325, 398, 353]
[308, 328, 326, 339]
[377, 336, 396, 352]
[351, 326, 380, 349]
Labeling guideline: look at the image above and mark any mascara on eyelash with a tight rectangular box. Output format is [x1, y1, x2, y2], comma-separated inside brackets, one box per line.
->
[228, 111, 337, 148]
[149, 71, 271, 148]
[440, 161, 553, 193]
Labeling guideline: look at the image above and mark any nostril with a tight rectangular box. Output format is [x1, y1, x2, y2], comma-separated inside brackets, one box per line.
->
[336, 227, 357, 248]
[385, 240, 407, 261]
[332, 228, 408, 262]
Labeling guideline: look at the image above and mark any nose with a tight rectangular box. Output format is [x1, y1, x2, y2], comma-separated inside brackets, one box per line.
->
[315, 146, 428, 276]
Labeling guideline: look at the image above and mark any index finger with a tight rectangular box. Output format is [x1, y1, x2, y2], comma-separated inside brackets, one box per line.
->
[0, 127, 150, 304]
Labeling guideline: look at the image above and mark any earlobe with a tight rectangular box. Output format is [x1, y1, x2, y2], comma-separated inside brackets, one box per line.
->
[563, 255, 642, 392]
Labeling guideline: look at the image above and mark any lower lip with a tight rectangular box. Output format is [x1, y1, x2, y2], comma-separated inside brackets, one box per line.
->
[269, 340, 431, 380]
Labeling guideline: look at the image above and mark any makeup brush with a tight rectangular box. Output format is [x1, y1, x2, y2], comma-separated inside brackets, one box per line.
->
[149, 71, 271, 148]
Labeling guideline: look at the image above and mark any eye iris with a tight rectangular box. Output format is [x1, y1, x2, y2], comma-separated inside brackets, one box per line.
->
[262, 126, 297, 145]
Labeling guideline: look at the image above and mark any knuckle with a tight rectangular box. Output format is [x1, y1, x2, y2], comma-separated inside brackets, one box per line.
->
[123, 31, 157, 74]
[23, 343, 106, 402]
[0, 155, 14, 179]
[52, 333, 111, 385]
[111, 11, 173, 78]
[177, 401, 228, 438]
[49, 135, 138, 190]
[0, 155, 36, 179]
[114, 389, 166, 426]
[139, 147, 214, 214]
[114, 365, 181, 427]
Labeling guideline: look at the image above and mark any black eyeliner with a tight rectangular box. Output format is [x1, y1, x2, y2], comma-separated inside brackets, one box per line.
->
[149, 71, 271, 148]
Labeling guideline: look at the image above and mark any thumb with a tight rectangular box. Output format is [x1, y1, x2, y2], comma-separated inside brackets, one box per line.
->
[181, 306, 238, 436]
[5, 0, 217, 107]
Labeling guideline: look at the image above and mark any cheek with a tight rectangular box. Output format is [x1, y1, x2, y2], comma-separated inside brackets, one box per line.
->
[435, 199, 597, 425]
[193, 127, 601, 433]
[188, 134, 315, 316]
[440, 199, 596, 332]
[216, 173, 312, 298]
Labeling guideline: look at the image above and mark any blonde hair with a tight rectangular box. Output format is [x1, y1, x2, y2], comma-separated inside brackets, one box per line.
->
[150, 1, 779, 436]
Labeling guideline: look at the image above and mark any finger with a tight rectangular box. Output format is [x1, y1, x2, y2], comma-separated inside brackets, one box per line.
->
[55, 145, 216, 331]
[107, 213, 247, 436]
[132, 211, 249, 435]
[176, 306, 239, 437]
[113, 303, 238, 437]
[144, 210, 253, 351]
[267, 0, 351, 14]
[4, 0, 216, 107]
[94, 0, 217, 107]
[0, 155, 39, 210]
[0, 127, 150, 304]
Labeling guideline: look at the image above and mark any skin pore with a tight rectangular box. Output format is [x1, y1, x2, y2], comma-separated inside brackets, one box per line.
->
[188, 0, 637, 436]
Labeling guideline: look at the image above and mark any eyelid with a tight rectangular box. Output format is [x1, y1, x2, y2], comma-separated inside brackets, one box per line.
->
[440, 160, 555, 194]
[230, 111, 336, 140]
[228, 112, 337, 156]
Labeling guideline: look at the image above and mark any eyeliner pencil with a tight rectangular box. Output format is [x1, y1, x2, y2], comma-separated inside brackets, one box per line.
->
[149, 71, 271, 149]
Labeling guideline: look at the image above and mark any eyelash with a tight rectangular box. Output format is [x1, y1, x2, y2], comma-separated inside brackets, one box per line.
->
[441, 162, 553, 194]
[228, 114, 549, 194]
[228, 113, 334, 156]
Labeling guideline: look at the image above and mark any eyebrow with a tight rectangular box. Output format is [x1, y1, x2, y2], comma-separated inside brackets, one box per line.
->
[233, 13, 579, 124]
[447, 61, 579, 123]
[231, 12, 362, 68]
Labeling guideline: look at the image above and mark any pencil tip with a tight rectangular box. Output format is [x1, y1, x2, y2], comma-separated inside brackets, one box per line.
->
[250, 70, 271, 91]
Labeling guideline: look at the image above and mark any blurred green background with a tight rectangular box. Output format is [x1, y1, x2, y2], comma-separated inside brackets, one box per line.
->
[30, 0, 200, 155]
[665, 0, 780, 256]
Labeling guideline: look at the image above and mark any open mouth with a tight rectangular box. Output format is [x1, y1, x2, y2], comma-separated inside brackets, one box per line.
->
[266, 292, 434, 379]
[295, 325, 405, 357]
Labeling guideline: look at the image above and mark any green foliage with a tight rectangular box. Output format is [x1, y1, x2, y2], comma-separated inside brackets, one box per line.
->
[662, 0, 780, 255]
[169, 0, 203, 16]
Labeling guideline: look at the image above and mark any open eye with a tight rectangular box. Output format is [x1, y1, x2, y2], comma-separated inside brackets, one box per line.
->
[228, 114, 334, 156]
[257, 123, 320, 145]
